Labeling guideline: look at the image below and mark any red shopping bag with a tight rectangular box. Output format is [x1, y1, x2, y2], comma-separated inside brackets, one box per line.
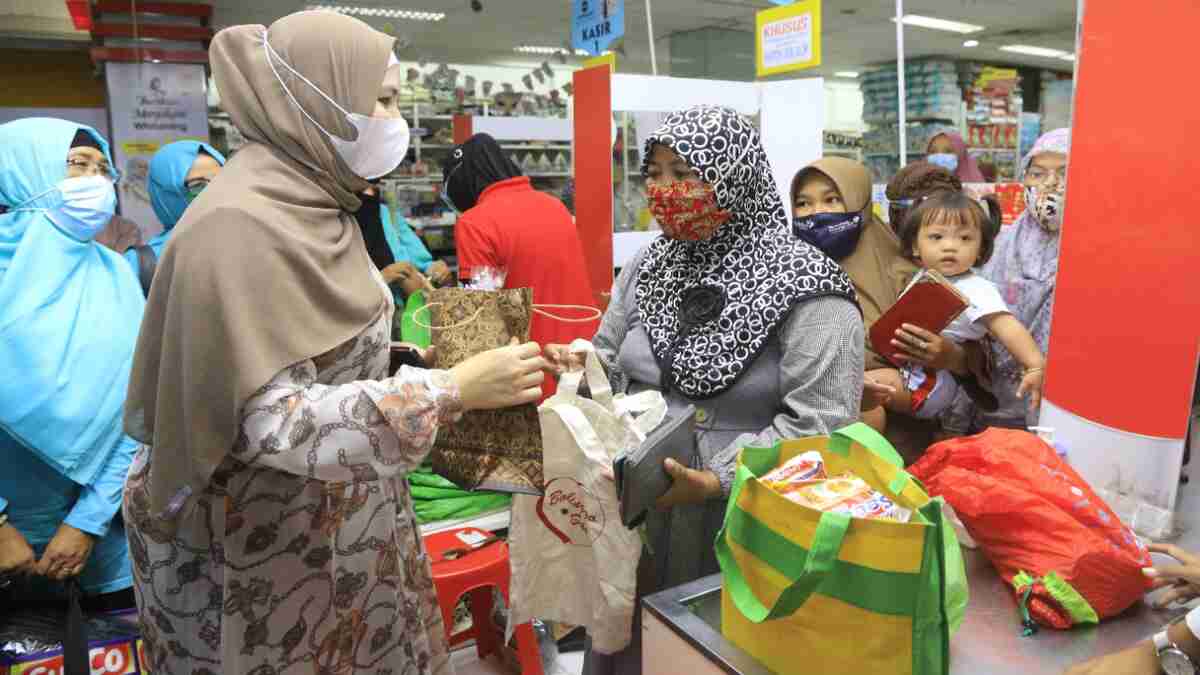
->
[909, 428, 1153, 631]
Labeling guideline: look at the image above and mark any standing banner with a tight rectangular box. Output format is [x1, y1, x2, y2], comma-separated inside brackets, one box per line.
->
[572, 0, 625, 57]
[105, 62, 209, 240]
[756, 0, 822, 77]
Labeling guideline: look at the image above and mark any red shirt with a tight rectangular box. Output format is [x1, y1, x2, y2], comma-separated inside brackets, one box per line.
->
[455, 177, 599, 394]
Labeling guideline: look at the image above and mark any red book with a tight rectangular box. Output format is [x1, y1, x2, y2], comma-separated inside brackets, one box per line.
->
[870, 270, 969, 367]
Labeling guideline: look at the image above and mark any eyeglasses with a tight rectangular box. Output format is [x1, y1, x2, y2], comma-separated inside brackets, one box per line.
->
[1025, 167, 1067, 184]
[66, 157, 119, 181]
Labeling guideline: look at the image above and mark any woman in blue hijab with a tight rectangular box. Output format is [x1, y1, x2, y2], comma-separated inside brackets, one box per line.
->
[0, 118, 145, 610]
[124, 140, 225, 293]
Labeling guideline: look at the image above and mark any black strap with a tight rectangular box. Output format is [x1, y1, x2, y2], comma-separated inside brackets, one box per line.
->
[63, 579, 88, 675]
[134, 245, 157, 297]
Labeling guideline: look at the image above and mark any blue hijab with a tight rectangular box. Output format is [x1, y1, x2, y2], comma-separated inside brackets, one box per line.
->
[144, 140, 226, 257]
[0, 118, 145, 486]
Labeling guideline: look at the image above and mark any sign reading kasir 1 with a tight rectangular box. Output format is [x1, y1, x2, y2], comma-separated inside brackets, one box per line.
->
[572, 0, 625, 56]
[756, 0, 822, 77]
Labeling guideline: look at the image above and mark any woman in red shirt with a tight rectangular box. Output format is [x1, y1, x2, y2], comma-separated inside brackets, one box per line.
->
[442, 133, 598, 392]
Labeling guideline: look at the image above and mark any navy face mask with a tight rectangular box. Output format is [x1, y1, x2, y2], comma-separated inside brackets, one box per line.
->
[792, 211, 864, 260]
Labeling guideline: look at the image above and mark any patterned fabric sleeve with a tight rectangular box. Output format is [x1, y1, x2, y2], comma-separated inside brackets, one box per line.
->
[706, 297, 865, 496]
[234, 362, 462, 482]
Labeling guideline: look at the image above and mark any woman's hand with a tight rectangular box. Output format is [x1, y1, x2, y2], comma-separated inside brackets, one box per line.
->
[655, 459, 722, 509]
[890, 324, 966, 374]
[35, 523, 94, 580]
[450, 338, 547, 411]
[382, 261, 432, 297]
[0, 523, 36, 577]
[427, 260, 452, 286]
[1145, 543, 1200, 607]
[543, 343, 585, 376]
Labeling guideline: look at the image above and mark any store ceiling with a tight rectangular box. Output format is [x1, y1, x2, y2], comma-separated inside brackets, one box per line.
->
[0, 0, 1079, 75]
[200, 0, 1079, 75]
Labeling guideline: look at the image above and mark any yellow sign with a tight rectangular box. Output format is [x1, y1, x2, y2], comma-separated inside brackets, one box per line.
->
[583, 52, 617, 72]
[755, 0, 822, 77]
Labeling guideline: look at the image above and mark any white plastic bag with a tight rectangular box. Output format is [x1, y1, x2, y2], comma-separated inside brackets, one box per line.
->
[507, 341, 666, 654]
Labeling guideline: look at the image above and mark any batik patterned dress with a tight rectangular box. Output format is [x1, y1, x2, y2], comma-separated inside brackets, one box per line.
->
[123, 276, 461, 675]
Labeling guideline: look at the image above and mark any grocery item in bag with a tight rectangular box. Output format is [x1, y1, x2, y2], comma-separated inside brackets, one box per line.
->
[759, 450, 826, 487]
[909, 428, 1153, 631]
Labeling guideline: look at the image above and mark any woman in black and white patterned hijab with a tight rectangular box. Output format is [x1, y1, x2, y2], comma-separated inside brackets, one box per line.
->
[636, 105, 858, 397]
[553, 106, 867, 675]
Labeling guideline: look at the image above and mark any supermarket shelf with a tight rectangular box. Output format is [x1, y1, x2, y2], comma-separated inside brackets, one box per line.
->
[527, 171, 571, 178]
[418, 505, 511, 536]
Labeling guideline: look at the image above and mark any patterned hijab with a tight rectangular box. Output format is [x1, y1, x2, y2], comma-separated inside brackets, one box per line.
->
[982, 128, 1070, 388]
[636, 106, 857, 399]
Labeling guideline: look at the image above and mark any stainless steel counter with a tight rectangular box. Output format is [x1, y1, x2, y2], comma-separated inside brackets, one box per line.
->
[643, 478, 1198, 675]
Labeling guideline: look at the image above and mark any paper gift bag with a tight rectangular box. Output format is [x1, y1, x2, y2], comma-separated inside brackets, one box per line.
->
[717, 423, 968, 675]
[426, 287, 544, 494]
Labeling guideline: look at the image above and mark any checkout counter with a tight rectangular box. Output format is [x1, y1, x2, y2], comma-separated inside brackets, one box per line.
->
[642, 479, 1198, 675]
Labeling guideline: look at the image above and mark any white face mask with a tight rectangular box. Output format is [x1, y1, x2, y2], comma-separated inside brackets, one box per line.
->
[15, 175, 117, 242]
[263, 33, 410, 180]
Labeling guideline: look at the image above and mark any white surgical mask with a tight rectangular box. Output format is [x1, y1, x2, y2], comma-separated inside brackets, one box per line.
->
[15, 175, 117, 242]
[263, 32, 410, 180]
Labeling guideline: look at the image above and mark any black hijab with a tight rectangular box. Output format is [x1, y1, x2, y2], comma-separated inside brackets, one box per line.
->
[354, 189, 395, 270]
[637, 106, 858, 399]
[440, 133, 522, 212]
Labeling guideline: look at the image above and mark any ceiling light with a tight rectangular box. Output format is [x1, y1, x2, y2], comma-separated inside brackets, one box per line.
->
[306, 5, 446, 21]
[998, 44, 1071, 58]
[515, 45, 589, 56]
[963, 39, 979, 48]
[892, 14, 984, 34]
[834, 71, 859, 78]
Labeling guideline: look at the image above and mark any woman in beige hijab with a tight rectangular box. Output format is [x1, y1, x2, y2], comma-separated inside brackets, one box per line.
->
[121, 11, 544, 674]
[790, 158, 974, 460]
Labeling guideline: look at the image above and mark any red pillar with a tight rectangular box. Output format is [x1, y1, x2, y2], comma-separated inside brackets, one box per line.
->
[572, 66, 614, 310]
[1040, 0, 1200, 531]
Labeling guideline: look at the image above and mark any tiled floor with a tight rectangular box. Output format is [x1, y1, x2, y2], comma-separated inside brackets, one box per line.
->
[450, 646, 585, 675]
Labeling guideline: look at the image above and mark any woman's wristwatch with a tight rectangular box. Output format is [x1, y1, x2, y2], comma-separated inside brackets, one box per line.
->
[1156, 626, 1199, 675]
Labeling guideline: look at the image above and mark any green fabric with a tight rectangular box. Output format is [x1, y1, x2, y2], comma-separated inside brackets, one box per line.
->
[827, 422, 905, 468]
[1012, 571, 1099, 627]
[721, 499, 920, 617]
[402, 291, 432, 348]
[414, 492, 510, 524]
[936, 497, 970, 636]
[408, 463, 510, 524]
[1042, 572, 1099, 625]
[912, 500, 952, 675]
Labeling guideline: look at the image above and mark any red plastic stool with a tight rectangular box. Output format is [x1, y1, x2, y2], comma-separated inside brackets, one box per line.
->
[424, 527, 544, 675]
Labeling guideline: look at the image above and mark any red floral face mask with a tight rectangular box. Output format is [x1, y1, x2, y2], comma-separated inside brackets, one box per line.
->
[646, 181, 732, 241]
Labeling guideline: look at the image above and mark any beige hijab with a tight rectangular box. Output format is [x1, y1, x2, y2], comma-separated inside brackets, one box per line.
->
[792, 157, 917, 370]
[124, 11, 396, 525]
